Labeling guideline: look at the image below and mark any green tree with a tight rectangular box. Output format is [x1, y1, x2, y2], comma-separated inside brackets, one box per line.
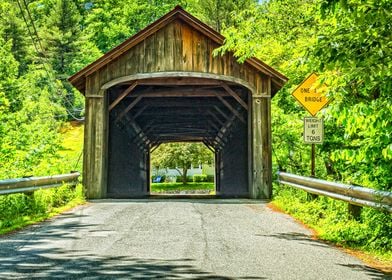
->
[0, 1, 31, 75]
[40, 0, 100, 118]
[85, 0, 190, 53]
[151, 143, 213, 184]
[0, 35, 63, 179]
[191, 0, 257, 32]
[307, 0, 392, 190]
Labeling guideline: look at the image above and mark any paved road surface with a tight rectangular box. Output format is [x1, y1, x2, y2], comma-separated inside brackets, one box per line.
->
[0, 199, 388, 279]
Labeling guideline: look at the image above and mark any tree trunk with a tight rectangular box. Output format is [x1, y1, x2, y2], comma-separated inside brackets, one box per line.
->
[182, 167, 188, 185]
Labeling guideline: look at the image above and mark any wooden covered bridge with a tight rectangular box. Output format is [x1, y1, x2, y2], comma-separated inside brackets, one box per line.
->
[69, 6, 287, 199]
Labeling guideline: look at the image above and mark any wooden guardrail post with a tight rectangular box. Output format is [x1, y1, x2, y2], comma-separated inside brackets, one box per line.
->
[348, 204, 362, 220]
[307, 145, 318, 201]
[307, 192, 318, 201]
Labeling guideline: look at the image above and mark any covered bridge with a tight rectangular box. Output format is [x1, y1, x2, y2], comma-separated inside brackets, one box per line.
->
[69, 6, 287, 199]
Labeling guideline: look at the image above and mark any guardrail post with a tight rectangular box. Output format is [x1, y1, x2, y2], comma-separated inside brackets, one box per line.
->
[307, 193, 318, 201]
[348, 204, 362, 220]
[307, 146, 319, 201]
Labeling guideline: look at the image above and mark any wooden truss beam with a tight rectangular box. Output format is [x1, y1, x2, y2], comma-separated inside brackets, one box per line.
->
[214, 105, 230, 121]
[202, 140, 215, 153]
[115, 96, 143, 122]
[207, 110, 225, 126]
[217, 96, 246, 124]
[221, 83, 248, 110]
[109, 82, 138, 111]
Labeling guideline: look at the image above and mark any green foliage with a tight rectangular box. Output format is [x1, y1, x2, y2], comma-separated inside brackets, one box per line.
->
[206, 175, 214, 182]
[0, 1, 30, 74]
[84, 0, 189, 53]
[0, 184, 85, 234]
[273, 184, 392, 257]
[39, 0, 101, 118]
[174, 176, 193, 183]
[191, 174, 214, 183]
[151, 142, 213, 184]
[191, 0, 256, 32]
[193, 174, 207, 182]
[309, 0, 392, 190]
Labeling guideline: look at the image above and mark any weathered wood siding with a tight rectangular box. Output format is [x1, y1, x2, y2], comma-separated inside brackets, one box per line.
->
[87, 20, 266, 97]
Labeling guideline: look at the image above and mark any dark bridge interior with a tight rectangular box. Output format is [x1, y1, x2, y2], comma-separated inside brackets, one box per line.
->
[106, 77, 250, 198]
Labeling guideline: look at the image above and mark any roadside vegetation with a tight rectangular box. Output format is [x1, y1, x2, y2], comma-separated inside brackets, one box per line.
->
[273, 185, 392, 263]
[0, 124, 85, 235]
[0, 185, 84, 235]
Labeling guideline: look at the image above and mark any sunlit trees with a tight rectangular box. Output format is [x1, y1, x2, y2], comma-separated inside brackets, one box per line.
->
[151, 143, 213, 184]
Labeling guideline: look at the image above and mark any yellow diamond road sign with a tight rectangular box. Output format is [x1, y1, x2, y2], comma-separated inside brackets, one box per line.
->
[292, 73, 330, 116]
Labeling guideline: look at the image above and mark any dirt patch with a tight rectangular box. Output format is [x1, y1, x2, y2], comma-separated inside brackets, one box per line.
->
[245, 204, 265, 213]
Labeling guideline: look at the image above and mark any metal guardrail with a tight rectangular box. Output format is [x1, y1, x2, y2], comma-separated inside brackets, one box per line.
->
[0, 172, 80, 196]
[277, 172, 392, 213]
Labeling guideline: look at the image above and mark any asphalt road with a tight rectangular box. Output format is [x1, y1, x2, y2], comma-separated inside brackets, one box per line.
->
[0, 199, 389, 279]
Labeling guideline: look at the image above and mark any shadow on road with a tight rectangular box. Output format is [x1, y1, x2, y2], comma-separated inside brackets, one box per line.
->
[0, 217, 266, 280]
[256, 232, 329, 248]
[0, 252, 266, 279]
[255, 232, 389, 279]
[337, 264, 391, 280]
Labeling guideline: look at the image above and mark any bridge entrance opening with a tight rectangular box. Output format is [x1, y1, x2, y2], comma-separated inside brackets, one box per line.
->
[106, 78, 250, 198]
[150, 142, 215, 195]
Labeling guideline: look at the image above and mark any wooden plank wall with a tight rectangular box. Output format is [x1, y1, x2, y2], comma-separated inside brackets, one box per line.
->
[92, 20, 261, 93]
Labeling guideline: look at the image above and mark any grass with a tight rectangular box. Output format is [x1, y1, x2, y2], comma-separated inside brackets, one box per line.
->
[33, 121, 84, 175]
[151, 182, 215, 193]
[57, 121, 84, 171]
[0, 184, 85, 235]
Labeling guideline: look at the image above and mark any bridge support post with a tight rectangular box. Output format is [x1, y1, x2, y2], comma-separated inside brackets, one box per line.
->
[83, 75, 108, 199]
[250, 76, 272, 199]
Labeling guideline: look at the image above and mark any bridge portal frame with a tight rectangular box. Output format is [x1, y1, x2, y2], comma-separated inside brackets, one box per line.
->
[69, 6, 287, 199]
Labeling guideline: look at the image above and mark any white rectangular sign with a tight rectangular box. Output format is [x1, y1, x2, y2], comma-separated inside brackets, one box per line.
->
[304, 117, 324, 144]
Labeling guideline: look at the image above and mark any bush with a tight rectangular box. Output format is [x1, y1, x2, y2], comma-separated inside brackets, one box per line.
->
[193, 174, 207, 182]
[0, 184, 84, 234]
[206, 175, 214, 182]
[175, 176, 193, 182]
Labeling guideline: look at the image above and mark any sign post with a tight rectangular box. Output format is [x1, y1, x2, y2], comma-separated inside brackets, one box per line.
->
[292, 74, 329, 199]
